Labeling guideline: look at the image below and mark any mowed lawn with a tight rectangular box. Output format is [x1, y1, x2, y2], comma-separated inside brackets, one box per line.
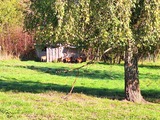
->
[0, 60, 160, 120]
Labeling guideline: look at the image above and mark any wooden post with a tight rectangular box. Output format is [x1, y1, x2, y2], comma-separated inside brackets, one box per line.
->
[53, 48, 55, 61]
[50, 48, 52, 62]
[46, 48, 48, 62]
[46, 48, 50, 62]
[55, 48, 58, 61]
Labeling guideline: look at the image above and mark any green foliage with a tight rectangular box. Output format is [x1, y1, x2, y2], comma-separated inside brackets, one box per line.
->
[131, 0, 160, 54]
[24, 0, 160, 57]
[88, 0, 133, 52]
[0, 0, 23, 32]
[24, 0, 58, 45]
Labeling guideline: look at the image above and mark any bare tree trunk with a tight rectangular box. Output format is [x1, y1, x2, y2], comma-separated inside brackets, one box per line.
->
[124, 40, 145, 103]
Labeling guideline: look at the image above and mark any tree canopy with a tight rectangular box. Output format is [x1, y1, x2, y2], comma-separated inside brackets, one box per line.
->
[24, 0, 160, 57]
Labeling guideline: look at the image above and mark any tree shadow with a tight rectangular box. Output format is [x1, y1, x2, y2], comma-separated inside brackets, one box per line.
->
[0, 77, 159, 103]
[0, 78, 124, 100]
[141, 90, 160, 103]
[8, 64, 124, 80]
[139, 64, 160, 70]
[139, 72, 160, 81]
[99, 62, 160, 70]
[12, 64, 160, 81]
[1, 64, 160, 103]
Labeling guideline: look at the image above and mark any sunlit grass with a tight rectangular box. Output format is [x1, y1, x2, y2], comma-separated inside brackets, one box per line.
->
[0, 59, 160, 119]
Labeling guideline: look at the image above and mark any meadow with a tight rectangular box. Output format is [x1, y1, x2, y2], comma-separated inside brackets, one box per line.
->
[0, 59, 160, 120]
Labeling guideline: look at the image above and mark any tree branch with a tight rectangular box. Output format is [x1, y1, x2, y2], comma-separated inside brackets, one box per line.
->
[103, 47, 113, 54]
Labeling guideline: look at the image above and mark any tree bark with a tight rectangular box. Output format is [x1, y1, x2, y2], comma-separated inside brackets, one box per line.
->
[124, 40, 145, 103]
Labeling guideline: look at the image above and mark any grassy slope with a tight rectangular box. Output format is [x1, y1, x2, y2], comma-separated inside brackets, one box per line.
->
[0, 60, 159, 120]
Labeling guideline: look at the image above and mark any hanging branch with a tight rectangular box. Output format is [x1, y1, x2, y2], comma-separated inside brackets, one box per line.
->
[61, 48, 113, 99]
[62, 70, 80, 99]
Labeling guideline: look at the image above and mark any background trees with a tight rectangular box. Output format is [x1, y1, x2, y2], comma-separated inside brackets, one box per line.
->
[0, 0, 34, 59]
[0, 0, 159, 61]
[24, 0, 159, 62]
[131, 0, 160, 61]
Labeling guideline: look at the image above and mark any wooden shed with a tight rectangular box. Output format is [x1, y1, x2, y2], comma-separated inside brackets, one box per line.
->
[35, 45, 85, 62]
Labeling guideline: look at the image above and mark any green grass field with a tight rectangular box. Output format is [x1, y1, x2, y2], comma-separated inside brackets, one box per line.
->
[0, 60, 160, 120]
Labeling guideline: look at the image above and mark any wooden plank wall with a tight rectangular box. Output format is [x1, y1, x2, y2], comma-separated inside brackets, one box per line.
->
[46, 47, 63, 62]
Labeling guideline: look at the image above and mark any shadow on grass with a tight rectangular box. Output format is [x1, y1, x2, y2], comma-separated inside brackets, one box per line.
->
[0, 78, 159, 103]
[139, 64, 160, 70]
[99, 62, 160, 70]
[9, 64, 124, 80]
[0, 78, 124, 100]
[1, 64, 160, 103]
[13, 64, 160, 81]
[140, 73, 160, 81]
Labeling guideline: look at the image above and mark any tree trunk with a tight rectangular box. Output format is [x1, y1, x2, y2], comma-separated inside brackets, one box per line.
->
[124, 40, 145, 103]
